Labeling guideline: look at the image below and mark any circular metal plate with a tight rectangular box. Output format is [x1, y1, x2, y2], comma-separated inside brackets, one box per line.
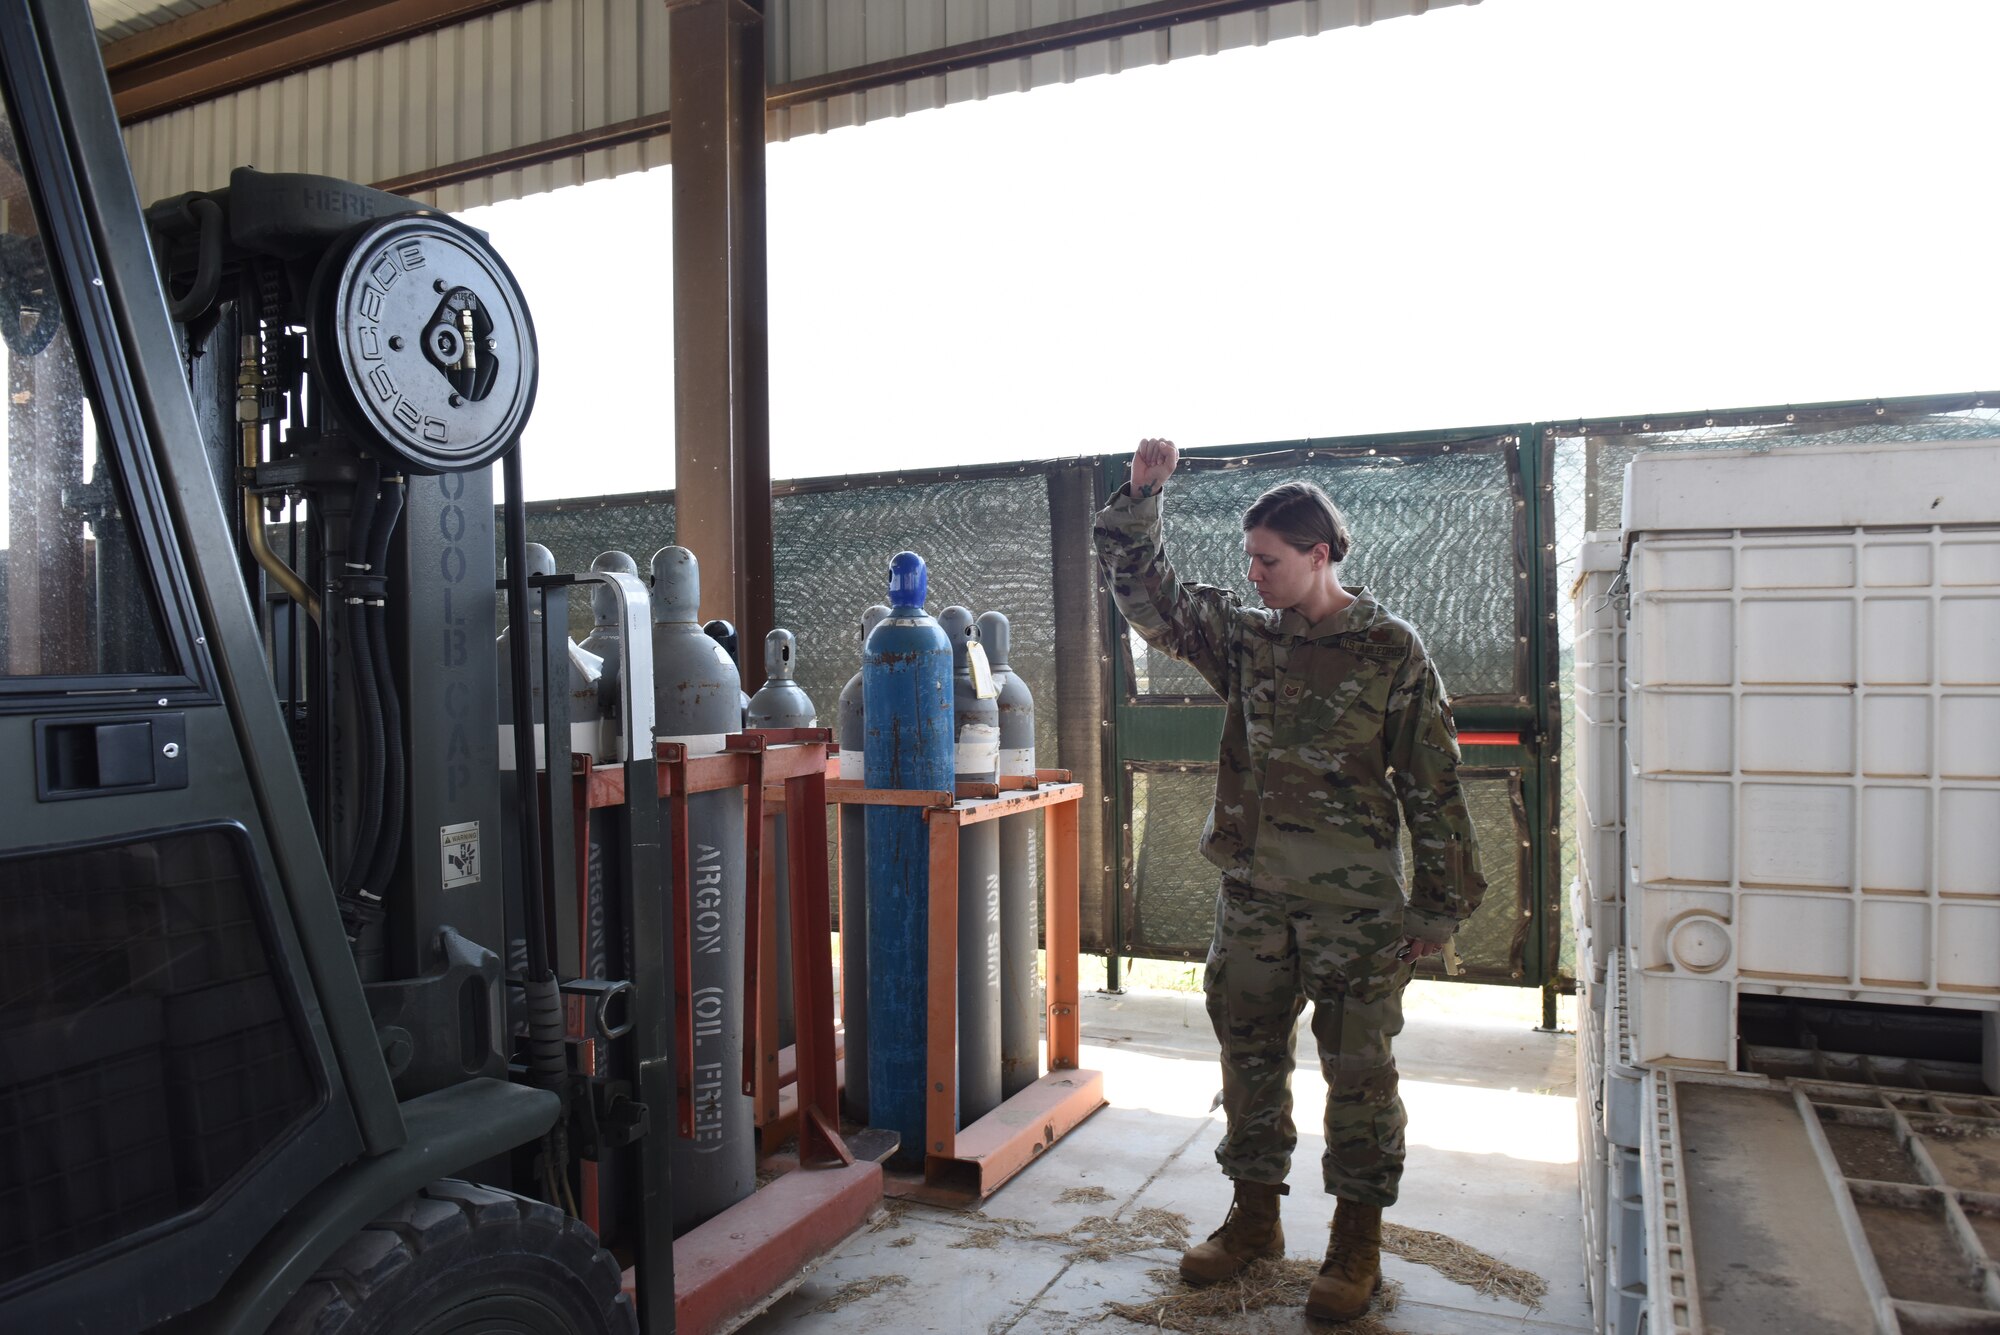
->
[313, 212, 537, 473]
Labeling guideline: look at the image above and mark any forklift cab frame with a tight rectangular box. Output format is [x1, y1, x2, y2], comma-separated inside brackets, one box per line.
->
[0, 4, 570, 1331]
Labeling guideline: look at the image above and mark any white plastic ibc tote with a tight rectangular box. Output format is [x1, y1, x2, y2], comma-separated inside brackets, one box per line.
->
[1621, 441, 2000, 1068]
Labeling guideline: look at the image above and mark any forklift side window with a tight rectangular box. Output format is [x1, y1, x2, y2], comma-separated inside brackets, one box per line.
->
[0, 89, 173, 680]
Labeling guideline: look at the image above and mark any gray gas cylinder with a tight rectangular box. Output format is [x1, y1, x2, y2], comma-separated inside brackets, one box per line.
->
[980, 610, 1039, 1100]
[939, 605, 1002, 1126]
[497, 543, 603, 767]
[704, 618, 752, 727]
[836, 604, 890, 1124]
[578, 549, 642, 764]
[747, 629, 816, 1052]
[650, 546, 752, 1233]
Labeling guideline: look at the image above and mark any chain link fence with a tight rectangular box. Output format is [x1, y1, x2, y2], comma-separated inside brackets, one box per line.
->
[1124, 442, 1529, 709]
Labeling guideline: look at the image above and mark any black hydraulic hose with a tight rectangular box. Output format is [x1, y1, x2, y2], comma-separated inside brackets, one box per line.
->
[362, 475, 407, 896]
[343, 469, 384, 904]
[501, 446, 554, 988]
[502, 448, 570, 1212]
[498, 447, 564, 1063]
[165, 197, 223, 322]
[286, 493, 302, 732]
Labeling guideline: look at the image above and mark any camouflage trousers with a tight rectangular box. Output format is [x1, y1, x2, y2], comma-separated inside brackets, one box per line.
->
[1204, 880, 1413, 1207]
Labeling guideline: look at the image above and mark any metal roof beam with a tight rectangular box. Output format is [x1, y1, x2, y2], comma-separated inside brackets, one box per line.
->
[102, 0, 515, 122]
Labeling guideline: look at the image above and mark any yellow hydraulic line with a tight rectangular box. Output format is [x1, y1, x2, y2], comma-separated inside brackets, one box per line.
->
[238, 333, 320, 624]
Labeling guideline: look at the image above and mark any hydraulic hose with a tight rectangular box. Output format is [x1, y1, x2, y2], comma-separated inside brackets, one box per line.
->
[238, 332, 320, 623]
[502, 444, 573, 1208]
[362, 475, 407, 896]
[501, 446, 551, 986]
[342, 469, 385, 915]
[166, 197, 223, 322]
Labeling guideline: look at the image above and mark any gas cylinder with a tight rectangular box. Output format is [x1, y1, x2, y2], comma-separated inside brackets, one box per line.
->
[939, 606, 1002, 1126]
[747, 629, 816, 1052]
[863, 554, 952, 1167]
[496, 543, 603, 767]
[980, 610, 1039, 1099]
[703, 618, 752, 728]
[579, 549, 642, 764]
[650, 546, 752, 1231]
[836, 603, 889, 1123]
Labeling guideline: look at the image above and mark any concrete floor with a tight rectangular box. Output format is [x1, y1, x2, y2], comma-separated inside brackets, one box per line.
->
[740, 981, 1591, 1335]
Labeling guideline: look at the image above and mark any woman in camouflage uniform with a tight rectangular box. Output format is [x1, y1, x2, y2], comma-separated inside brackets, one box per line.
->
[1094, 438, 1487, 1322]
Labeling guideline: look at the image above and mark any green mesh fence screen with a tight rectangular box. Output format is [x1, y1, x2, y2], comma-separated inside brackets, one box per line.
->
[520, 498, 678, 640]
[520, 479, 1061, 767]
[512, 474, 1067, 939]
[1124, 446, 1525, 707]
[770, 477, 1059, 775]
[1125, 763, 1528, 981]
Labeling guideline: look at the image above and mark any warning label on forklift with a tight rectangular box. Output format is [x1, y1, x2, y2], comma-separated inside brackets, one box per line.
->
[441, 821, 481, 888]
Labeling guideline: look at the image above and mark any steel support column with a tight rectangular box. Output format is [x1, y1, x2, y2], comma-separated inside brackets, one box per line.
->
[669, 0, 774, 663]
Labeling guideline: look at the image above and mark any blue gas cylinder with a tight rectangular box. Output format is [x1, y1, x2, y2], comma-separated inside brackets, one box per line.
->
[862, 552, 953, 1167]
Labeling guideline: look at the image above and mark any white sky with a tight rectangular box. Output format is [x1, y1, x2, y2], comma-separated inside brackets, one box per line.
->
[460, 0, 2000, 503]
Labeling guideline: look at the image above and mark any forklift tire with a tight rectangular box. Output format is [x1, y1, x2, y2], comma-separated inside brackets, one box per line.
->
[269, 1180, 636, 1335]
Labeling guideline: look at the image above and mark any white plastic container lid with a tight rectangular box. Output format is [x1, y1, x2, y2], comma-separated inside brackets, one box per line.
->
[1622, 440, 2000, 542]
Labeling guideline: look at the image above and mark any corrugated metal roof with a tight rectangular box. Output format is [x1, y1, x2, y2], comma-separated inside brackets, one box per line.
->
[122, 0, 674, 210]
[119, 0, 1474, 212]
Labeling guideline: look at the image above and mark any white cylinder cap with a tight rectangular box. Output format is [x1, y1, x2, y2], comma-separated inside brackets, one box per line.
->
[649, 546, 700, 624]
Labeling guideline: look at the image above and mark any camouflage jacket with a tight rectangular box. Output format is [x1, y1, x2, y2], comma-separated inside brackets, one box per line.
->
[1094, 483, 1487, 943]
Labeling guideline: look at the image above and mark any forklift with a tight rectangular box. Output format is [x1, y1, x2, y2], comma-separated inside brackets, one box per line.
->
[0, 2, 789, 1330]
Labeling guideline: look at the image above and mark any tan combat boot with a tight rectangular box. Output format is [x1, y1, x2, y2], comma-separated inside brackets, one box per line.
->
[1177, 1179, 1287, 1284]
[1305, 1198, 1383, 1322]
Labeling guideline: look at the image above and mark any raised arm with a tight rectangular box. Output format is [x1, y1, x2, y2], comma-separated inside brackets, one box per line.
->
[1092, 439, 1238, 695]
[1384, 639, 1489, 946]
